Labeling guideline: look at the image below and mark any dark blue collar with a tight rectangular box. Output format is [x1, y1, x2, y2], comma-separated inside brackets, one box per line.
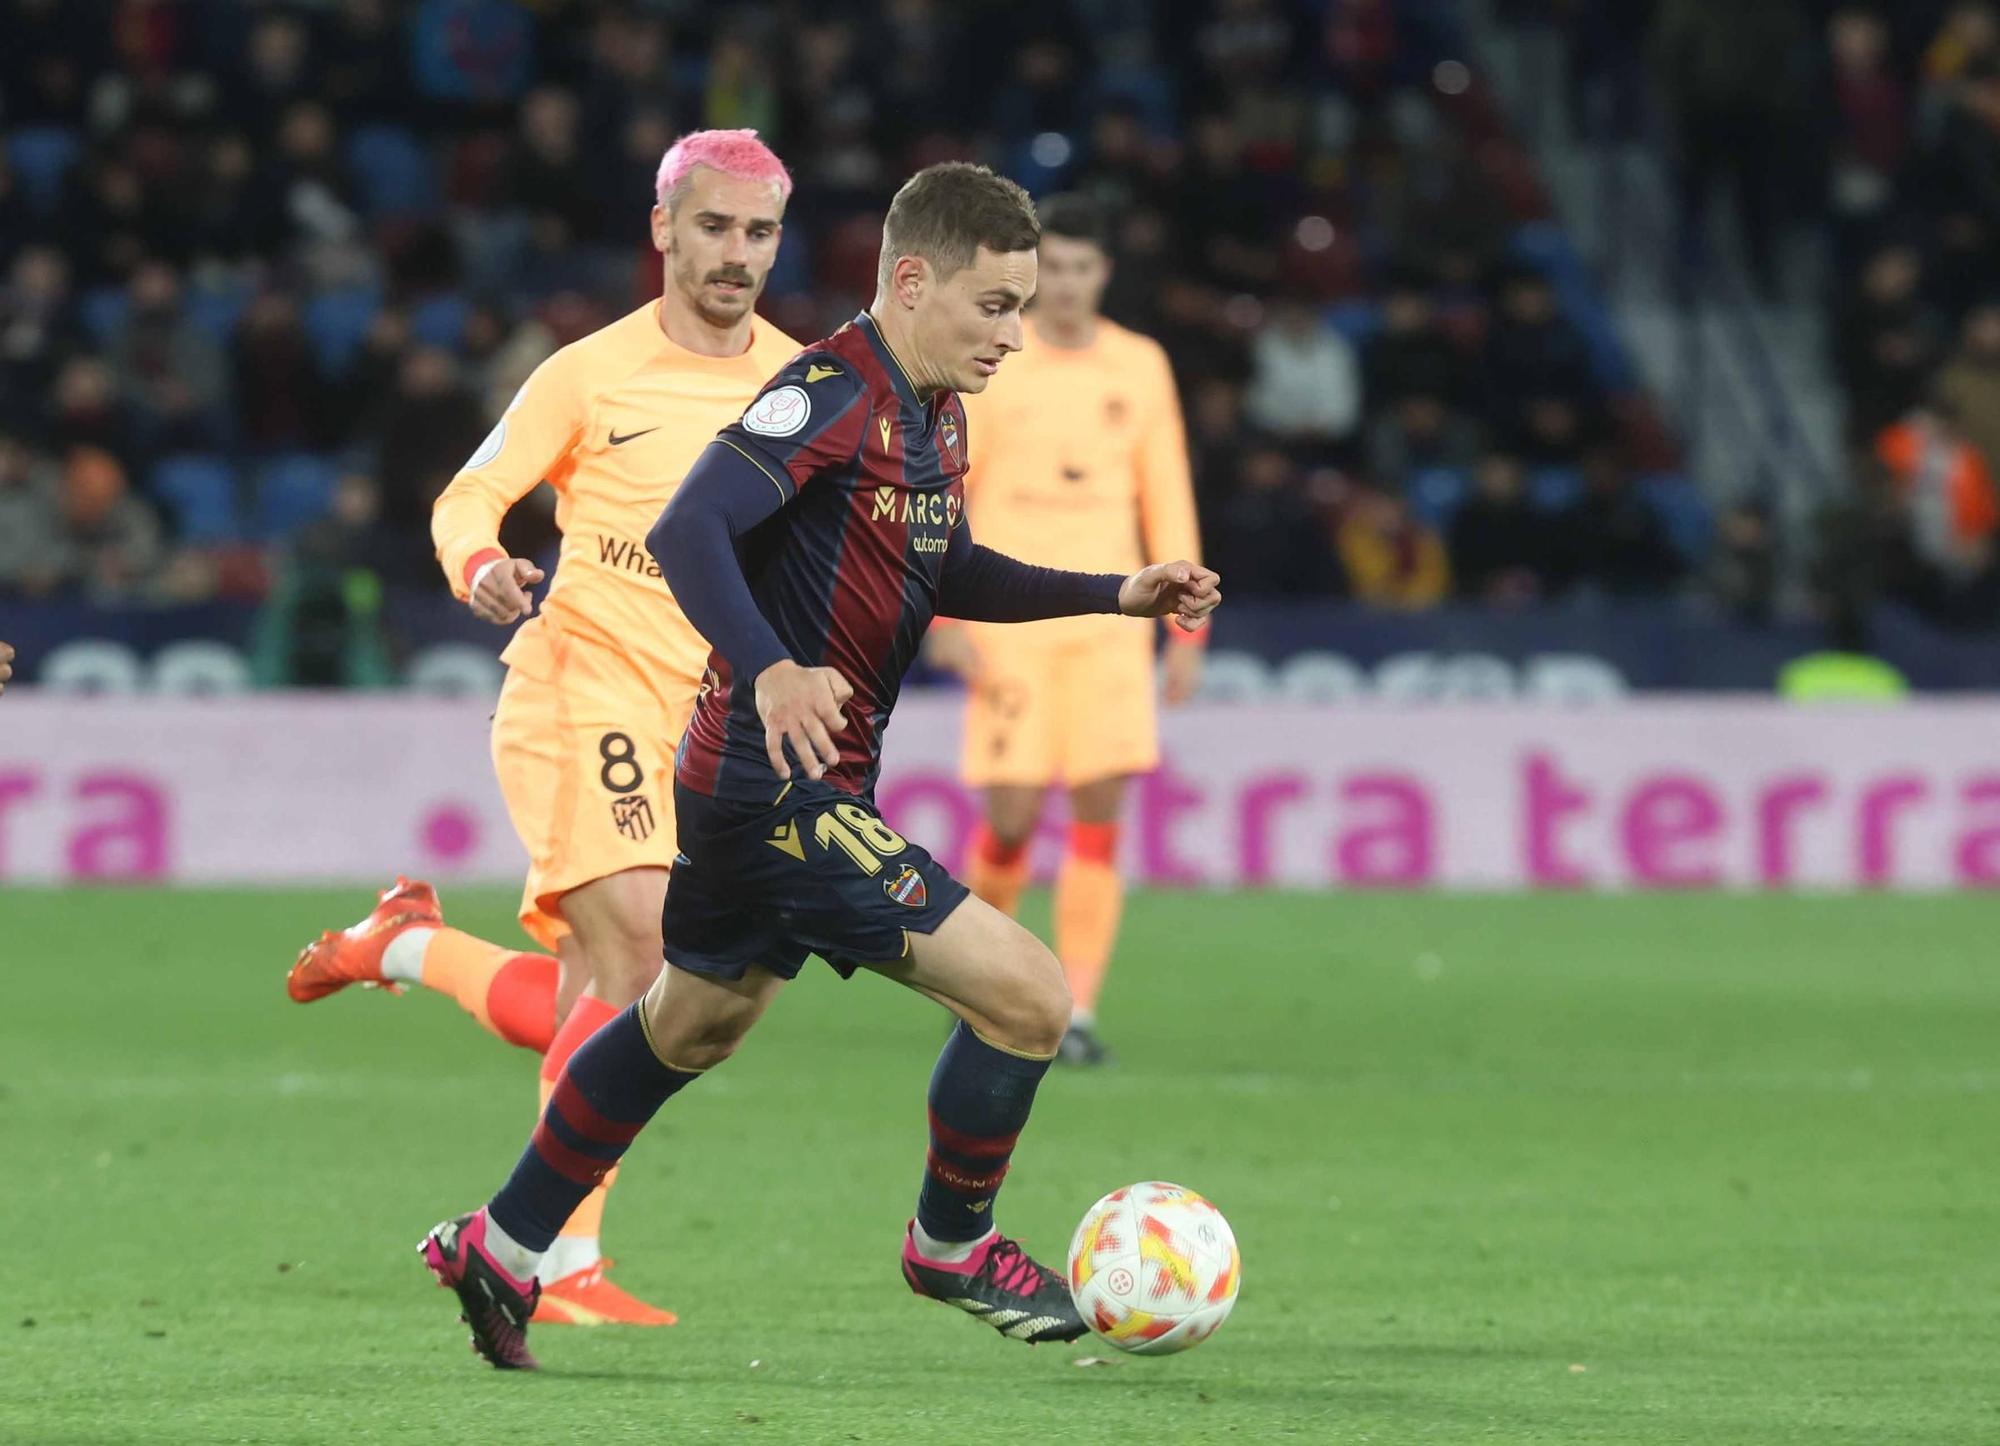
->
[855, 310, 926, 410]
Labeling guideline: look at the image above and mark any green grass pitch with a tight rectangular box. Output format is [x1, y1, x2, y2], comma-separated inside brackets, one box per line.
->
[4, 887, 1996, 1444]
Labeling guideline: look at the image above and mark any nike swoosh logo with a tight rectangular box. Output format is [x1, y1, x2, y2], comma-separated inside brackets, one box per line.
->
[609, 427, 661, 446]
[805, 364, 840, 384]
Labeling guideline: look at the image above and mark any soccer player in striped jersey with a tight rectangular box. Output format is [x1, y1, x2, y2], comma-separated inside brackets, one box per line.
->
[419, 163, 1221, 1368]
[288, 130, 800, 1327]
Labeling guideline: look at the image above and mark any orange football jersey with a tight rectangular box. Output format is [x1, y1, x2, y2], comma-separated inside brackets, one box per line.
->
[433, 300, 802, 691]
[957, 316, 1199, 643]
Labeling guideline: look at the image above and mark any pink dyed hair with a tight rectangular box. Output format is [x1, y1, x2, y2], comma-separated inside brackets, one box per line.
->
[655, 129, 793, 212]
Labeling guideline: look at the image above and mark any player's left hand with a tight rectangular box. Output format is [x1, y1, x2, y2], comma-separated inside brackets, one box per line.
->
[1119, 561, 1220, 633]
[0, 640, 13, 696]
[1162, 639, 1203, 705]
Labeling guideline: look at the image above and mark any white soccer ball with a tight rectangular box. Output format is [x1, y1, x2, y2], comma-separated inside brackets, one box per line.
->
[1066, 1181, 1240, 1354]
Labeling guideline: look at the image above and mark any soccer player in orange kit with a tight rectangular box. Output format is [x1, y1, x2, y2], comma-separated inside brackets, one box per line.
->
[925, 194, 1203, 1067]
[285, 130, 802, 1326]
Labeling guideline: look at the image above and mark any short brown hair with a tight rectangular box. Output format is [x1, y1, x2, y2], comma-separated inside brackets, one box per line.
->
[878, 163, 1040, 290]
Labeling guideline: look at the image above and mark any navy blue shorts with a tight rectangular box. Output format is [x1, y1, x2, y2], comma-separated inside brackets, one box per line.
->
[661, 777, 971, 982]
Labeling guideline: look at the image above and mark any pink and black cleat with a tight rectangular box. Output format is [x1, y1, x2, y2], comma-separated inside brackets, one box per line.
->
[900, 1224, 1087, 1344]
[419, 1210, 541, 1370]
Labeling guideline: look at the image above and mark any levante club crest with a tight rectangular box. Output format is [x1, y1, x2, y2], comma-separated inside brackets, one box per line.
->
[884, 864, 928, 908]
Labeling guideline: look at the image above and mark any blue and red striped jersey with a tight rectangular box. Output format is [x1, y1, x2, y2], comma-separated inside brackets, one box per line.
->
[677, 312, 974, 803]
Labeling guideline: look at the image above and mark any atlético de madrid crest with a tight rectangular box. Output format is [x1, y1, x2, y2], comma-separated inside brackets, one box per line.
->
[884, 864, 928, 908]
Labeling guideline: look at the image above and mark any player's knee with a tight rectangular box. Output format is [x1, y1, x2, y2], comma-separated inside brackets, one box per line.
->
[590, 943, 664, 1006]
[990, 939, 1069, 1057]
[573, 915, 665, 1006]
[641, 989, 760, 1072]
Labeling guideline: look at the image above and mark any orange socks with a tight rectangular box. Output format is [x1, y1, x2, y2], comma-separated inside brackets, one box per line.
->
[1054, 822, 1123, 1022]
[539, 995, 622, 1251]
[415, 929, 560, 1054]
[967, 824, 1030, 917]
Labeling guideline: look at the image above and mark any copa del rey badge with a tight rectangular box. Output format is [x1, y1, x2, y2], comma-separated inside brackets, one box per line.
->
[884, 864, 928, 908]
[742, 384, 810, 437]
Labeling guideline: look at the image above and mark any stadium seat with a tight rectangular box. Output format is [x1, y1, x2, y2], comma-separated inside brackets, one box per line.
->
[254, 452, 342, 539]
[1405, 466, 1470, 529]
[80, 287, 130, 344]
[152, 454, 241, 543]
[345, 125, 438, 219]
[409, 292, 471, 351]
[303, 287, 383, 375]
[184, 280, 253, 345]
[1642, 473, 1714, 563]
[1527, 466, 1584, 511]
[7, 126, 82, 214]
[1327, 299, 1384, 347]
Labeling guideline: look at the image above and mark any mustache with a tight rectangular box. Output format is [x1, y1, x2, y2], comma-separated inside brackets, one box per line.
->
[707, 268, 755, 287]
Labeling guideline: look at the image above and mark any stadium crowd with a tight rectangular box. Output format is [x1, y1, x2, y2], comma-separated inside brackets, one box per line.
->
[1519, 0, 2000, 631]
[7, 0, 1960, 640]
[0, 0, 1700, 622]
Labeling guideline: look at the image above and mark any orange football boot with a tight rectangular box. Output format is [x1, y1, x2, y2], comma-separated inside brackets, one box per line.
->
[532, 1261, 678, 1327]
[287, 877, 443, 1002]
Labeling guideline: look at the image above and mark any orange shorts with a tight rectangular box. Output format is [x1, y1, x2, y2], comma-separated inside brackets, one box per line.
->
[490, 633, 699, 952]
[959, 622, 1159, 789]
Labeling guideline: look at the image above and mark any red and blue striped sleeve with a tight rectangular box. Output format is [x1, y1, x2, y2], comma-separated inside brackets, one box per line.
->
[710, 353, 870, 501]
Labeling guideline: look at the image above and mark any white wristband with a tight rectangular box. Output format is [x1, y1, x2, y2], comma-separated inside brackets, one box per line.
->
[469, 557, 506, 600]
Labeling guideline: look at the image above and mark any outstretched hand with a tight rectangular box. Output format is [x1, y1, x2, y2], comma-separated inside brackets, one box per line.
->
[1118, 561, 1221, 633]
[754, 659, 855, 780]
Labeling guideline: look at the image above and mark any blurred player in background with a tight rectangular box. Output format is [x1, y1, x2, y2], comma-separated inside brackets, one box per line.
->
[415, 162, 1221, 1370]
[924, 194, 1202, 1067]
[285, 130, 801, 1327]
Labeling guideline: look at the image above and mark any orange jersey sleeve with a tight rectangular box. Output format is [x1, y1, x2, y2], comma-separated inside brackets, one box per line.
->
[432, 346, 589, 599]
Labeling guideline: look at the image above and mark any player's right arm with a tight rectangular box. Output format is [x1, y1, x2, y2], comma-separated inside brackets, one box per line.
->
[431, 349, 586, 624]
[649, 354, 870, 780]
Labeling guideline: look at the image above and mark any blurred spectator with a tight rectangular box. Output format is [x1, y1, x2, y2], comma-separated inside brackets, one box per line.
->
[1871, 400, 1999, 621]
[370, 346, 487, 529]
[255, 102, 364, 283]
[54, 445, 165, 601]
[233, 293, 333, 453]
[1835, 243, 1942, 440]
[3, 0, 103, 127]
[0, 430, 67, 595]
[1821, 6, 1909, 228]
[1447, 453, 1552, 605]
[1337, 481, 1450, 609]
[251, 477, 399, 688]
[1930, 302, 2000, 484]
[1649, 0, 1810, 293]
[1243, 294, 1361, 450]
[48, 357, 140, 474]
[184, 133, 264, 269]
[1201, 441, 1345, 597]
[0, 247, 82, 421]
[1482, 268, 1599, 463]
[57, 156, 157, 288]
[1929, 57, 2000, 236]
[705, 29, 782, 138]
[1363, 269, 1465, 407]
[1707, 500, 1780, 624]
[510, 87, 601, 248]
[1551, 451, 1685, 595]
[111, 260, 228, 453]
[1366, 392, 1480, 487]
[320, 0, 415, 126]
